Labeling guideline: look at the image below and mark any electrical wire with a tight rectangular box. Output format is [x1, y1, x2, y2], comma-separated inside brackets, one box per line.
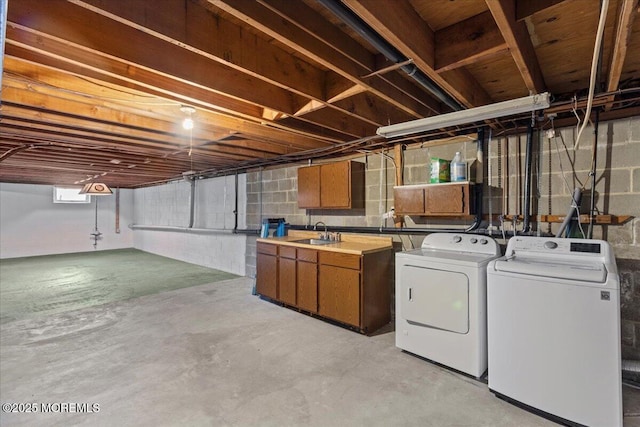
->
[552, 131, 586, 238]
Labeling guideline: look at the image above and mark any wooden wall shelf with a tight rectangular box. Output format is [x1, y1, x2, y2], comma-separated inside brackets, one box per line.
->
[498, 214, 633, 225]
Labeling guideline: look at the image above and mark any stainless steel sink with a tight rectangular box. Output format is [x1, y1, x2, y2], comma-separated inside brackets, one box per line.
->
[291, 238, 335, 245]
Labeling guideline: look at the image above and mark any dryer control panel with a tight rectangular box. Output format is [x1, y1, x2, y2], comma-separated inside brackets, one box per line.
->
[421, 233, 500, 256]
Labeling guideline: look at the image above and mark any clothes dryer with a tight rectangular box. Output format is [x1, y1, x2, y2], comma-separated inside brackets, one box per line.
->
[395, 233, 501, 378]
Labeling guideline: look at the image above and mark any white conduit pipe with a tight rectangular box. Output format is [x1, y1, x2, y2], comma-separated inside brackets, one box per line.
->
[379, 152, 385, 230]
[574, 0, 609, 149]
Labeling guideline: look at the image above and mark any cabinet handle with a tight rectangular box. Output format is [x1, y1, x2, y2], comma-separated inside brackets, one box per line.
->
[408, 287, 412, 301]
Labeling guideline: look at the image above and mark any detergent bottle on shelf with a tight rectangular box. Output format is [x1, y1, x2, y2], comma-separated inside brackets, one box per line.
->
[450, 151, 467, 182]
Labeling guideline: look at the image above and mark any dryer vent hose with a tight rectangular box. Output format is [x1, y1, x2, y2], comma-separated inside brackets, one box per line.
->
[555, 188, 582, 238]
[622, 359, 640, 384]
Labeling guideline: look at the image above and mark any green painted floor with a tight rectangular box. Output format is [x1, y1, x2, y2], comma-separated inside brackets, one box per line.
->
[0, 249, 238, 324]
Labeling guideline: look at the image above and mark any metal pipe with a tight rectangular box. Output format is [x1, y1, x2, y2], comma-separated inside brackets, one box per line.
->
[130, 224, 236, 234]
[316, 0, 463, 111]
[233, 171, 239, 233]
[188, 177, 196, 228]
[522, 122, 534, 232]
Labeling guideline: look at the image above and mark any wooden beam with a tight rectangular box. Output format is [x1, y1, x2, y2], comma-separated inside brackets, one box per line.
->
[3, 58, 330, 149]
[342, 0, 493, 108]
[486, 0, 547, 94]
[1, 83, 330, 152]
[73, 0, 405, 130]
[210, 0, 435, 118]
[516, 0, 568, 21]
[435, 11, 509, 73]
[70, 0, 326, 101]
[5, 46, 266, 122]
[7, 1, 304, 116]
[605, 0, 639, 110]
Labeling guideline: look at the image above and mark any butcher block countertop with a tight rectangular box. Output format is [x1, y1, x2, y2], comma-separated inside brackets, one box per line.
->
[257, 230, 393, 255]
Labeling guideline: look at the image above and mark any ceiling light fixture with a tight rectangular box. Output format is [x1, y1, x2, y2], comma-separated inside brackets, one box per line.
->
[77, 182, 113, 249]
[181, 105, 196, 130]
[78, 182, 113, 195]
[376, 92, 551, 138]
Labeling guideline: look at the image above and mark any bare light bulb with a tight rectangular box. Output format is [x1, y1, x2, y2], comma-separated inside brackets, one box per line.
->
[182, 117, 194, 130]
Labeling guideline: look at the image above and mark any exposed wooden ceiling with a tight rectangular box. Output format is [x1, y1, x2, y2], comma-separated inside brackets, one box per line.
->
[1, 0, 639, 188]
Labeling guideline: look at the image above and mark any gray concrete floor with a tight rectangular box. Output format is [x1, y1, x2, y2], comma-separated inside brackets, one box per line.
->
[1, 276, 638, 426]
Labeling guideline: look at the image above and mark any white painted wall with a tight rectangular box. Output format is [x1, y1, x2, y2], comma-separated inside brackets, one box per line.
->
[0, 183, 134, 259]
[132, 175, 247, 276]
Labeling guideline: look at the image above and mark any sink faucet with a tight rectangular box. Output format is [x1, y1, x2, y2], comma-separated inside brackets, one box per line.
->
[313, 221, 328, 239]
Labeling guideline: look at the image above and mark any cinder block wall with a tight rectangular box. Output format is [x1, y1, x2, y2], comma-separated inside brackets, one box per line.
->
[246, 116, 640, 360]
[133, 175, 247, 275]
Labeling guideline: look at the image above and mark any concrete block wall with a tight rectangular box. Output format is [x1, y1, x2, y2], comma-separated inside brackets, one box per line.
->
[245, 116, 640, 359]
[133, 175, 247, 276]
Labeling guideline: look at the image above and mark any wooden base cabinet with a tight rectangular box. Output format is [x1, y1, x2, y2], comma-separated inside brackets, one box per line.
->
[318, 264, 360, 327]
[278, 245, 297, 306]
[256, 243, 278, 300]
[296, 248, 318, 313]
[255, 241, 393, 334]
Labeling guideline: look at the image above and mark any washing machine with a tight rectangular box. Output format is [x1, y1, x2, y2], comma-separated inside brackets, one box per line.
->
[487, 236, 622, 427]
[395, 233, 501, 378]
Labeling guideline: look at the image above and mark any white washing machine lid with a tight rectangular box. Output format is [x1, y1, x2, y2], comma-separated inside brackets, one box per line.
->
[398, 248, 499, 266]
[492, 257, 607, 284]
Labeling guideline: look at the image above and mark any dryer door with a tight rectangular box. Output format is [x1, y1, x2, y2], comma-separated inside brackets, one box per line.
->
[400, 265, 469, 333]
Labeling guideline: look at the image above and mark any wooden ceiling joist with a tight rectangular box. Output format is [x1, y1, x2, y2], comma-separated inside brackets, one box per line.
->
[605, 0, 639, 110]
[342, 0, 492, 108]
[486, 0, 547, 94]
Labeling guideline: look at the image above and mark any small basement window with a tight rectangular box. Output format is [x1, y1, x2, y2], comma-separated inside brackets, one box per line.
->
[53, 186, 91, 203]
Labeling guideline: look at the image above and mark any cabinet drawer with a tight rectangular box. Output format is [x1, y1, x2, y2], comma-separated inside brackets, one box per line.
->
[297, 248, 317, 263]
[279, 245, 296, 259]
[318, 251, 361, 270]
[257, 242, 277, 255]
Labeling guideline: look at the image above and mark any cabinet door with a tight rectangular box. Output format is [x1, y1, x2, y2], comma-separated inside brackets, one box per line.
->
[278, 257, 296, 305]
[256, 252, 278, 300]
[297, 165, 321, 208]
[393, 186, 425, 215]
[318, 265, 360, 327]
[425, 184, 468, 215]
[320, 162, 350, 208]
[297, 260, 318, 313]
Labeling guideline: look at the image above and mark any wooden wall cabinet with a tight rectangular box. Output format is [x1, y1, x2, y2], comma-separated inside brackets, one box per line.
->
[297, 160, 365, 209]
[394, 182, 474, 216]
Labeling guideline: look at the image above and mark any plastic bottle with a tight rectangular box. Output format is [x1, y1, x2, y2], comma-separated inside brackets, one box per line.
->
[450, 151, 467, 182]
